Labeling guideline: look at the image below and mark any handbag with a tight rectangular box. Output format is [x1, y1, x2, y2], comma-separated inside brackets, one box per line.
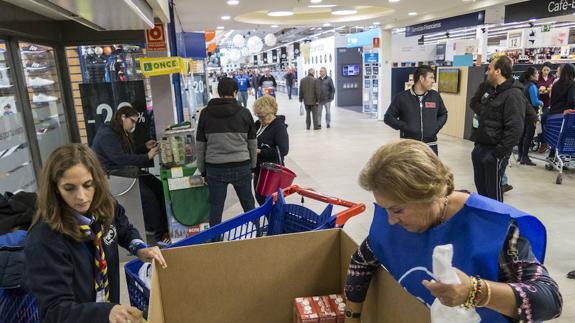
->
[299, 102, 304, 116]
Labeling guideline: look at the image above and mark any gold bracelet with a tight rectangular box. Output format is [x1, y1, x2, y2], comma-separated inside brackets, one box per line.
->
[464, 277, 478, 309]
[477, 280, 492, 308]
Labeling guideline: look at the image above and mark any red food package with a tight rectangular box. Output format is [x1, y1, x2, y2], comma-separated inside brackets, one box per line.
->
[310, 296, 337, 323]
[326, 294, 346, 323]
[294, 297, 319, 323]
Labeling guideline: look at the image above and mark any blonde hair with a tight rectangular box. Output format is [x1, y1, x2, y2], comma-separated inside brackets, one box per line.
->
[253, 95, 278, 117]
[359, 140, 454, 203]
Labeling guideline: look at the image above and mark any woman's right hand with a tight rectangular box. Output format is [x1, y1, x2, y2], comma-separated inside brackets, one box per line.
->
[109, 304, 143, 323]
[147, 146, 159, 160]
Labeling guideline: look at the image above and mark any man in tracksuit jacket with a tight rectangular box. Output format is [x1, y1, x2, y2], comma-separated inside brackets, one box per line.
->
[196, 77, 257, 226]
[472, 56, 525, 202]
[235, 70, 251, 108]
[384, 65, 448, 155]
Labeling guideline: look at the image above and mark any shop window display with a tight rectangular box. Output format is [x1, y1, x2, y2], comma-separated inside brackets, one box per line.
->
[19, 42, 70, 163]
[0, 40, 36, 192]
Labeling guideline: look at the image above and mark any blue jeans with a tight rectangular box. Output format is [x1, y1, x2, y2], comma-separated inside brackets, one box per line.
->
[206, 164, 255, 226]
[287, 84, 293, 99]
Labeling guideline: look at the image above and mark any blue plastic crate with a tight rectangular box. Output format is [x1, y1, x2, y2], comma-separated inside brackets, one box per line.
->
[125, 191, 337, 312]
[0, 288, 39, 323]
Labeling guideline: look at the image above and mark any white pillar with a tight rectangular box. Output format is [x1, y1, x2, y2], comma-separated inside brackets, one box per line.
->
[476, 26, 488, 64]
[378, 29, 392, 121]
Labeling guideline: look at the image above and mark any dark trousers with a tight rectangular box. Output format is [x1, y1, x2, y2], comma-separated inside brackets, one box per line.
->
[518, 121, 536, 161]
[472, 144, 509, 202]
[253, 168, 266, 206]
[428, 143, 438, 155]
[206, 164, 256, 227]
[138, 172, 169, 240]
[287, 84, 293, 100]
[305, 104, 320, 129]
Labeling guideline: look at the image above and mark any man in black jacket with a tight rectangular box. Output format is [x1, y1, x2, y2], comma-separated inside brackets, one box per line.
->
[384, 65, 448, 155]
[196, 77, 257, 226]
[472, 56, 526, 202]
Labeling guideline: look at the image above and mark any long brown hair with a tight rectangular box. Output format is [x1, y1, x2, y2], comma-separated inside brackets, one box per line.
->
[111, 105, 138, 153]
[33, 144, 116, 242]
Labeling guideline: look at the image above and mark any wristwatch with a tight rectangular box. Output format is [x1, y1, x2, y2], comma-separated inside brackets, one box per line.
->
[345, 310, 361, 319]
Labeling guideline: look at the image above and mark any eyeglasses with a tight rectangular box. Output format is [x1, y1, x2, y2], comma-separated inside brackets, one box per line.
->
[257, 114, 269, 120]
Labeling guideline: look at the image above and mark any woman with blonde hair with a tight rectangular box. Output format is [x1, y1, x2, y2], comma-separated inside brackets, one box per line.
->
[252, 95, 289, 204]
[25, 144, 166, 323]
[343, 140, 561, 322]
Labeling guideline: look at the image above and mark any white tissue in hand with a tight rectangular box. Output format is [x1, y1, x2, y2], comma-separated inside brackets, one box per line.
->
[430, 244, 481, 323]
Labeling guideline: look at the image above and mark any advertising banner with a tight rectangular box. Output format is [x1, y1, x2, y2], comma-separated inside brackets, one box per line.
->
[139, 57, 183, 76]
[406, 11, 485, 37]
[505, 1, 575, 23]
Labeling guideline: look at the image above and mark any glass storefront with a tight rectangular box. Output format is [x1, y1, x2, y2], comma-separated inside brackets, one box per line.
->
[0, 40, 37, 192]
[19, 42, 70, 162]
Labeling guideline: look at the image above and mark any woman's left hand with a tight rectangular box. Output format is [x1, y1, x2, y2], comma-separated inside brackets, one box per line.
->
[145, 140, 158, 150]
[422, 268, 471, 307]
[137, 246, 168, 269]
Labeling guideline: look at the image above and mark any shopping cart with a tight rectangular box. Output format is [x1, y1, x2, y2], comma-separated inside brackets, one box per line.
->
[0, 288, 38, 323]
[544, 110, 575, 184]
[125, 185, 365, 313]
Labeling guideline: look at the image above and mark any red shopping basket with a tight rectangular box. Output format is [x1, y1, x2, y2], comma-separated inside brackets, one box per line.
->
[256, 163, 296, 196]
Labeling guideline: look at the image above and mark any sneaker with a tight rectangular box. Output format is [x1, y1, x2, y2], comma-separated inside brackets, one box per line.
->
[0, 66, 9, 71]
[21, 44, 48, 55]
[520, 159, 536, 166]
[32, 93, 58, 103]
[567, 270, 575, 279]
[0, 83, 13, 89]
[502, 184, 513, 192]
[25, 62, 48, 71]
[28, 77, 55, 87]
[327, 124, 331, 128]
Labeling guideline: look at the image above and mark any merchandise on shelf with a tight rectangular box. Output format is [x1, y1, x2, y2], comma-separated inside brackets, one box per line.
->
[294, 295, 345, 323]
[159, 122, 196, 168]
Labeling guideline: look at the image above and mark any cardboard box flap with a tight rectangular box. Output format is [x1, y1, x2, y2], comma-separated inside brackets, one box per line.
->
[148, 229, 430, 323]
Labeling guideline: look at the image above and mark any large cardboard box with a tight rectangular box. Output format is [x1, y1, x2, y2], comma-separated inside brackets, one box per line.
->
[148, 229, 431, 323]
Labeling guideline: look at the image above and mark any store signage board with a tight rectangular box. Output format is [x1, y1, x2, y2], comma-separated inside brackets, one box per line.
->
[139, 57, 183, 76]
[364, 52, 379, 64]
[346, 28, 380, 48]
[405, 11, 485, 37]
[505, 0, 575, 23]
[147, 23, 167, 51]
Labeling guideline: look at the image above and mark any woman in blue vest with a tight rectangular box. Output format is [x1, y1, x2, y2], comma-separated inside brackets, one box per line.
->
[344, 140, 562, 322]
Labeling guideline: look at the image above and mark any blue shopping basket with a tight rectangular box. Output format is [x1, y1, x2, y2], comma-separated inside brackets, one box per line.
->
[0, 288, 39, 323]
[544, 112, 575, 184]
[125, 185, 366, 313]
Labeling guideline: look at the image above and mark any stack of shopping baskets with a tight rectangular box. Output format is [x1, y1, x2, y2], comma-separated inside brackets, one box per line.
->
[544, 110, 575, 184]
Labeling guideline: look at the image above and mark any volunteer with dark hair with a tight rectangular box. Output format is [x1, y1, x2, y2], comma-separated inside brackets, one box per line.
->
[518, 67, 542, 166]
[384, 65, 448, 155]
[25, 144, 167, 323]
[344, 140, 562, 323]
[472, 56, 526, 202]
[252, 95, 289, 205]
[91, 106, 170, 243]
[196, 77, 257, 226]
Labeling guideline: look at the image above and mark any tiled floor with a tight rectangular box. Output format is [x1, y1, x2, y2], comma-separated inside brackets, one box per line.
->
[122, 92, 575, 321]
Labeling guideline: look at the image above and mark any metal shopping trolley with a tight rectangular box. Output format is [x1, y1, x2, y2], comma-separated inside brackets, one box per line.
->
[544, 110, 575, 184]
[124, 185, 366, 313]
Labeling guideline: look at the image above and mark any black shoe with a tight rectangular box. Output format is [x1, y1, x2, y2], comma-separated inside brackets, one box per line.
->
[327, 124, 330, 128]
[567, 270, 575, 279]
[520, 159, 536, 166]
[306, 127, 310, 130]
[502, 184, 513, 192]
[314, 127, 322, 130]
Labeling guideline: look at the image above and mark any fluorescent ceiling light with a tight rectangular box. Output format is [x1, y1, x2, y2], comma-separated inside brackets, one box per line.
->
[310, 0, 323, 3]
[271, 24, 279, 28]
[309, 4, 337, 8]
[408, 12, 418, 16]
[221, 15, 231, 20]
[227, 0, 239, 5]
[332, 7, 358, 15]
[217, 26, 225, 30]
[373, 22, 381, 25]
[389, 0, 400, 2]
[267, 9, 294, 17]
[323, 23, 332, 27]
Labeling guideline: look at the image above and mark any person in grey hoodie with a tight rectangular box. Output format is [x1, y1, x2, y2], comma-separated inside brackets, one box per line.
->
[318, 67, 335, 128]
[196, 77, 257, 226]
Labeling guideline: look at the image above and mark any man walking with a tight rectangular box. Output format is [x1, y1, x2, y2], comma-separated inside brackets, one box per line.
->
[318, 67, 335, 128]
[299, 68, 321, 130]
[472, 56, 526, 202]
[235, 70, 251, 108]
[196, 77, 257, 226]
[259, 68, 277, 97]
[384, 65, 448, 154]
[284, 68, 295, 100]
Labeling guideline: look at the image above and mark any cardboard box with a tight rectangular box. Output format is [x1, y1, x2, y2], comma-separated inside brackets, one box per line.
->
[148, 229, 431, 323]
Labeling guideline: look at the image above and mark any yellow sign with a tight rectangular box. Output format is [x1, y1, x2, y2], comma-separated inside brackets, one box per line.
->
[138, 57, 183, 76]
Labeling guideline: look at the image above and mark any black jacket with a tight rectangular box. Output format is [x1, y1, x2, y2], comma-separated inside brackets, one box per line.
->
[196, 98, 257, 174]
[0, 191, 37, 235]
[522, 81, 540, 124]
[255, 115, 289, 168]
[474, 78, 526, 158]
[25, 204, 142, 323]
[91, 124, 152, 171]
[319, 75, 335, 104]
[549, 80, 575, 115]
[284, 73, 294, 85]
[384, 88, 448, 143]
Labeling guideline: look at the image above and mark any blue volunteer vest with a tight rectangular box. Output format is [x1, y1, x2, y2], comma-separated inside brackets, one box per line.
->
[368, 193, 546, 322]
